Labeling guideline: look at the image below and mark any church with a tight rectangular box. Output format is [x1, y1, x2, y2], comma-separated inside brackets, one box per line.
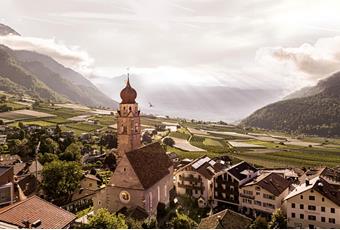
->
[93, 77, 174, 216]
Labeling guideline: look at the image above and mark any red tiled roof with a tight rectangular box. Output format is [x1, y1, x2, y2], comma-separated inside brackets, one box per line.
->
[126, 142, 172, 189]
[243, 172, 291, 196]
[0, 196, 76, 229]
[198, 209, 252, 229]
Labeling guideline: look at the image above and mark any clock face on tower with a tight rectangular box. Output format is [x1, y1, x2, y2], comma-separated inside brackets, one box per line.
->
[119, 191, 130, 203]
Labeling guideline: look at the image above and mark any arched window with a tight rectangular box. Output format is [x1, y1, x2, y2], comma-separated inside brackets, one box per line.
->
[149, 192, 153, 210]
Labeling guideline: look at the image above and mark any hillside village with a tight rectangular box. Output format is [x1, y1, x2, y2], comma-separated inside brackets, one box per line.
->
[0, 79, 339, 229]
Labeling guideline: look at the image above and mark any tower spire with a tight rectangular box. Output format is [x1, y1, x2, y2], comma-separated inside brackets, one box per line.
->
[127, 67, 130, 83]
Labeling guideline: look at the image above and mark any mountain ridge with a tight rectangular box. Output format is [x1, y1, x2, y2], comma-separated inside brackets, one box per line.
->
[242, 71, 340, 136]
[0, 24, 118, 108]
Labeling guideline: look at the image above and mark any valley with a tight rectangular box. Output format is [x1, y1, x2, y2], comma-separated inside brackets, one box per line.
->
[2, 90, 339, 169]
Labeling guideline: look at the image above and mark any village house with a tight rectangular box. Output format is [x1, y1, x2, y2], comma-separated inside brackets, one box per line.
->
[175, 156, 227, 207]
[93, 78, 174, 216]
[63, 174, 101, 213]
[239, 172, 291, 218]
[0, 195, 76, 229]
[198, 208, 252, 229]
[0, 166, 14, 207]
[213, 161, 258, 210]
[284, 176, 340, 229]
[0, 154, 21, 166]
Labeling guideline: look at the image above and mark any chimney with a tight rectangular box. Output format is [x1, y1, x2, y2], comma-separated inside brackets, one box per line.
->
[22, 220, 31, 229]
[305, 179, 310, 186]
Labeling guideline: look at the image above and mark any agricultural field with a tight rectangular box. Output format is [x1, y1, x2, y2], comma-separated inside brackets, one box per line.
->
[0, 109, 55, 122]
[156, 118, 340, 168]
[2, 98, 340, 169]
[171, 137, 206, 152]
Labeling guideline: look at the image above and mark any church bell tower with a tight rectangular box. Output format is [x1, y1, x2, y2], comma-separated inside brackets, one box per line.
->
[117, 76, 141, 159]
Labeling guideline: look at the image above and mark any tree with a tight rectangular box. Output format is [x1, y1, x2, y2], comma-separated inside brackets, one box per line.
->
[40, 138, 59, 154]
[38, 152, 59, 165]
[18, 122, 25, 129]
[142, 216, 158, 229]
[168, 213, 197, 229]
[142, 131, 152, 144]
[87, 208, 128, 229]
[163, 137, 175, 147]
[42, 160, 83, 203]
[268, 208, 287, 229]
[59, 142, 82, 161]
[104, 153, 116, 170]
[250, 216, 268, 229]
[125, 217, 143, 229]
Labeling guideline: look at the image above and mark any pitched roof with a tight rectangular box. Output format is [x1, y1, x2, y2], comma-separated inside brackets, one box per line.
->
[125, 142, 172, 189]
[243, 173, 291, 196]
[0, 196, 76, 229]
[0, 165, 12, 177]
[84, 174, 101, 182]
[0, 154, 21, 165]
[177, 156, 227, 180]
[285, 177, 340, 206]
[320, 167, 340, 183]
[227, 161, 258, 181]
[198, 209, 252, 229]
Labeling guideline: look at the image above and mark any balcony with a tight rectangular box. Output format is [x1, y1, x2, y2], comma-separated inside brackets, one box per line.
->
[177, 182, 204, 192]
[240, 193, 255, 199]
[179, 175, 202, 183]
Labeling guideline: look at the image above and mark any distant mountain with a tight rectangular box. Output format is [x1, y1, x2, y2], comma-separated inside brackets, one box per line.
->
[95, 74, 284, 122]
[0, 23, 20, 36]
[13, 50, 118, 108]
[242, 71, 340, 137]
[0, 45, 65, 101]
[0, 23, 117, 108]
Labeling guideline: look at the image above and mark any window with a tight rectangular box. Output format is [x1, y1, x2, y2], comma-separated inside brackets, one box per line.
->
[119, 191, 131, 203]
[321, 206, 325, 212]
[230, 194, 234, 200]
[149, 192, 153, 209]
[164, 184, 167, 198]
[157, 186, 160, 202]
[242, 198, 252, 204]
[300, 214, 304, 219]
[291, 213, 296, 218]
[291, 203, 296, 208]
[255, 186, 261, 191]
[331, 208, 335, 213]
[329, 218, 336, 224]
[263, 202, 275, 209]
[263, 194, 275, 200]
[308, 215, 316, 221]
[309, 195, 315, 200]
[308, 205, 316, 211]
[300, 195, 303, 199]
[256, 192, 260, 195]
[222, 184, 226, 189]
[300, 204, 304, 209]
[321, 217, 326, 222]
[255, 201, 261, 206]
[244, 190, 253, 196]
[322, 197, 325, 202]
[89, 183, 92, 187]
[222, 193, 226, 199]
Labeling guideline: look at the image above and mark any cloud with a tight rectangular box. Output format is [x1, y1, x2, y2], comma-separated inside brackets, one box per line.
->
[256, 36, 340, 80]
[0, 34, 93, 72]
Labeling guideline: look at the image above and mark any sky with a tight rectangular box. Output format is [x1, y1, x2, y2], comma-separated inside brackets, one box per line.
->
[1, 0, 340, 99]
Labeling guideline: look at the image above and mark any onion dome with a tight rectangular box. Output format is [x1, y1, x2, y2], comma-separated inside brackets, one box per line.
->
[120, 77, 137, 104]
